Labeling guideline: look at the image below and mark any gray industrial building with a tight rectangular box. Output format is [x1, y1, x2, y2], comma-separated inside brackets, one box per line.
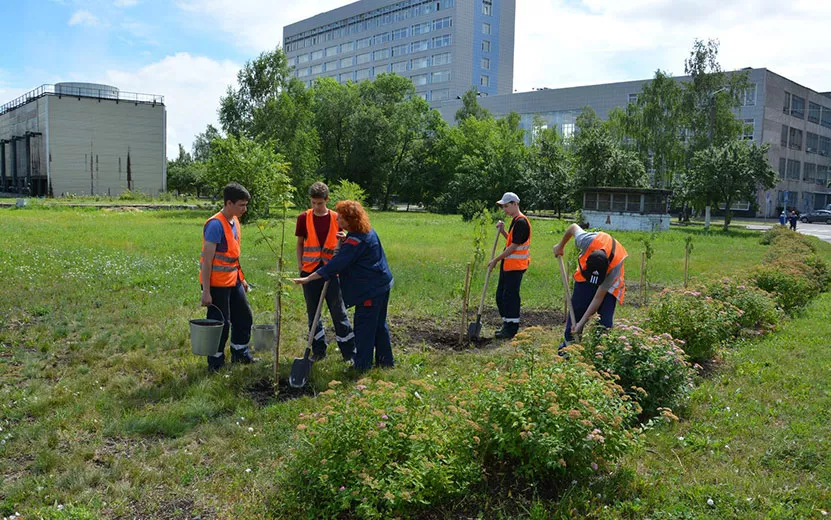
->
[0, 82, 166, 197]
[283, 0, 516, 102]
[435, 68, 831, 216]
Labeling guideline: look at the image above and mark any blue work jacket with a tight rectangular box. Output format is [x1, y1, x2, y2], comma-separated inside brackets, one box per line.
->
[316, 229, 393, 307]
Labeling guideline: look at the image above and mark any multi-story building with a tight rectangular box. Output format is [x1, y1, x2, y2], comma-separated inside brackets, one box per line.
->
[0, 82, 166, 197]
[435, 68, 831, 216]
[283, 0, 516, 102]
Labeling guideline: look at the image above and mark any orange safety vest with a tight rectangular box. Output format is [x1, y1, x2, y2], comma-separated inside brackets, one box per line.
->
[199, 211, 244, 287]
[503, 213, 531, 271]
[301, 209, 339, 273]
[574, 232, 627, 303]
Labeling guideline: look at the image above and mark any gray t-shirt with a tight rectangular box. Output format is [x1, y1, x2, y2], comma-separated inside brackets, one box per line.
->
[573, 225, 624, 292]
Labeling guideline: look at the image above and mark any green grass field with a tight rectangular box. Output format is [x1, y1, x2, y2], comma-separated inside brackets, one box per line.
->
[1, 207, 829, 518]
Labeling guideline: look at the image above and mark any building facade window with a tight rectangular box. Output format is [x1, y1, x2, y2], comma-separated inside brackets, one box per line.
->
[431, 70, 450, 83]
[325, 45, 338, 56]
[783, 92, 791, 114]
[482, 40, 491, 52]
[804, 162, 817, 182]
[432, 34, 451, 48]
[818, 165, 829, 186]
[741, 84, 756, 106]
[481, 57, 490, 69]
[341, 41, 355, 52]
[355, 68, 371, 80]
[325, 61, 337, 72]
[432, 16, 452, 31]
[311, 50, 324, 61]
[480, 75, 489, 87]
[791, 94, 805, 119]
[357, 37, 371, 49]
[392, 44, 409, 57]
[392, 28, 408, 40]
[411, 39, 429, 52]
[297, 53, 310, 64]
[789, 127, 802, 150]
[340, 56, 353, 67]
[482, 22, 491, 34]
[807, 132, 819, 153]
[374, 48, 390, 60]
[375, 32, 391, 44]
[392, 60, 408, 73]
[820, 136, 831, 156]
[779, 158, 786, 179]
[432, 52, 451, 66]
[297, 67, 310, 77]
[339, 72, 352, 83]
[431, 88, 450, 101]
[781, 125, 789, 147]
[787, 159, 801, 180]
[311, 64, 323, 74]
[482, 0, 492, 15]
[411, 73, 428, 86]
[742, 119, 754, 140]
[808, 102, 821, 124]
[411, 22, 430, 35]
[357, 52, 372, 65]
[411, 56, 429, 69]
[822, 106, 831, 129]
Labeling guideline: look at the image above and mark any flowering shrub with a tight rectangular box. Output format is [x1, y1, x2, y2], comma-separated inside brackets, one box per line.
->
[278, 378, 481, 519]
[647, 289, 742, 362]
[579, 322, 694, 420]
[464, 336, 639, 482]
[751, 261, 819, 313]
[705, 278, 780, 331]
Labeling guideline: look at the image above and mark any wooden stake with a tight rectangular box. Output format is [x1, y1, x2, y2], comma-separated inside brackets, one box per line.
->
[460, 262, 472, 344]
[640, 251, 646, 306]
[684, 243, 690, 288]
[274, 204, 288, 393]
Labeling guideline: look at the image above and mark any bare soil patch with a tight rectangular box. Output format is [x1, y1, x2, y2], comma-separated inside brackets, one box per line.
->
[246, 377, 316, 406]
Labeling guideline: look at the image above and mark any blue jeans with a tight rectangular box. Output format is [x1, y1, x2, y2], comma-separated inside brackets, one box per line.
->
[564, 281, 617, 343]
[352, 290, 393, 371]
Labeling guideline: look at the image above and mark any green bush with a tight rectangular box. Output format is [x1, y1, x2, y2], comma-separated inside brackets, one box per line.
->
[803, 254, 831, 292]
[579, 321, 695, 420]
[466, 338, 639, 481]
[705, 278, 780, 331]
[459, 199, 488, 222]
[759, 225, 807, 246]
[751, 261, 819, 313]
[647, 289, 743, 362]
[278, 378, 481, 519]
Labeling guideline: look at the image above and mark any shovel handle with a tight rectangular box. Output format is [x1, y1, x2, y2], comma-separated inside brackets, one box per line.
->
[305, 280, 331, 354]
[557, 256, 577, 329]
[476, 228, 502, 316]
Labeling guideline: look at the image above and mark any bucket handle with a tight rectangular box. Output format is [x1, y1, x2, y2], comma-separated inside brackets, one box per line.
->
[195, 303, 225, 322]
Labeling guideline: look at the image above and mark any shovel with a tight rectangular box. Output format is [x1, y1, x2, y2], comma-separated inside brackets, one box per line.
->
[289, 279, 330, 388]
[467, 228, 502, 340]
[557, 255, 580, 345]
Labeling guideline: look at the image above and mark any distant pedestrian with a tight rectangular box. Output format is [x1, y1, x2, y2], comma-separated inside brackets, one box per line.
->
[779, 210, 787, 226]
[200, 182, 255, 372]
[789, 210, 798, 231]
[489, 192, 531, 339]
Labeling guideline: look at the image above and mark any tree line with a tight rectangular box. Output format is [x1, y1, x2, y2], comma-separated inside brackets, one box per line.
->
[167, 38, 776, 230]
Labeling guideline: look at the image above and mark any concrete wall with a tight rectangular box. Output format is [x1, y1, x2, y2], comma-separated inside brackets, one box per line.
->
[48, 96, 165, 196]
[583, 210, 670, 232]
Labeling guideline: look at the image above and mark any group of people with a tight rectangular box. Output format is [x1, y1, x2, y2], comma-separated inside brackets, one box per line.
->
[198, 183, 628, 373]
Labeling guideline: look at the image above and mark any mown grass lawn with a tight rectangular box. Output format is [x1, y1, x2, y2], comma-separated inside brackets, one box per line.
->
[0, 206, 828, 518]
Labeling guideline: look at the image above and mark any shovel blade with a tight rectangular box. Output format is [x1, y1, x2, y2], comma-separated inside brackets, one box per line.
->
[289, 357, 312, 388]
[467, 319, 482, 340]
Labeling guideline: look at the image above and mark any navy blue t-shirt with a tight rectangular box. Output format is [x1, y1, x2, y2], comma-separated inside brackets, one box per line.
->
[204, 218, 238, 253]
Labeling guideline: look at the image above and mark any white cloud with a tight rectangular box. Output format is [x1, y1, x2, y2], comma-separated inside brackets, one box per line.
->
[175, 0, 347, 51]
[514, 0, 831, 94]
[68, 10, 101, 27]
[99, 53, 240, 158]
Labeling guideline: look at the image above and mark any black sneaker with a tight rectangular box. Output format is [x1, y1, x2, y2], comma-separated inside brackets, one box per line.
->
[309, 351, 327, 363]
[495, 323, 519, 339]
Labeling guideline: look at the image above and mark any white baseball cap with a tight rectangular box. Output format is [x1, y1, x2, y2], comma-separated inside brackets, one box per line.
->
[496, 192, 520, 205]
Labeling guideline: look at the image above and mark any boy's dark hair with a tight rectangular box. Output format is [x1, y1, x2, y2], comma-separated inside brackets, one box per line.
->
[309, 181, 329, 199]
[223, 182, 250, 203]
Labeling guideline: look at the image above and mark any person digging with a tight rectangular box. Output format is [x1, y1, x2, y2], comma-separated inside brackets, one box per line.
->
[488, 192, 531, 340]
[552, 224, 628, 351]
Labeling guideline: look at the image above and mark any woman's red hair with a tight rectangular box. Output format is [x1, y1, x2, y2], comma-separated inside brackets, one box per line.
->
[335, 200, 371, 234]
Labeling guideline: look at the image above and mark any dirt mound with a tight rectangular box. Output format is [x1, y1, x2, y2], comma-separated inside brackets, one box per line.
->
[246, 377, 316, 405]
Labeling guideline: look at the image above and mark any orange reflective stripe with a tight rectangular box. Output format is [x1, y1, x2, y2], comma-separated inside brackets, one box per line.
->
[503, 213, 531, 271]
[301, 210, 340, 273]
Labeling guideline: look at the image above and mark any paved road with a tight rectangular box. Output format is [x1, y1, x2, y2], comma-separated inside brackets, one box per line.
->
[796, 222, 831, 244]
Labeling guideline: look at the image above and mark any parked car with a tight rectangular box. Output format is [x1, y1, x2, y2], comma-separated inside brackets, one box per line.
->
[800, 209, 831, 223]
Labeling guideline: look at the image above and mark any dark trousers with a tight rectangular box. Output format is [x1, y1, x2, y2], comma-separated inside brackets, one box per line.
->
[352, 290, 393, 371]
[496, 268, 525, 325]
[564, 281, 617, 343]
[206, 280, 253, 367]
[301, 271, 356, 360]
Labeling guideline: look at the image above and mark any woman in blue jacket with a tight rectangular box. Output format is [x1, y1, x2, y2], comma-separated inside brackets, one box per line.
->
[293, 200, 394, 371]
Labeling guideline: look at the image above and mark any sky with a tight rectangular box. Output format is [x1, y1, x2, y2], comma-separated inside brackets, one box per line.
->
[2, 0, 830, 159]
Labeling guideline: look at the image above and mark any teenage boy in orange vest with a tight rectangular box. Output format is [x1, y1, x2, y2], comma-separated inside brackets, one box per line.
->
[295, 182, 356, 362]
[200, 182, 255, 372]
[488, 192, 531, 339]
[552, 223, 628, 349]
